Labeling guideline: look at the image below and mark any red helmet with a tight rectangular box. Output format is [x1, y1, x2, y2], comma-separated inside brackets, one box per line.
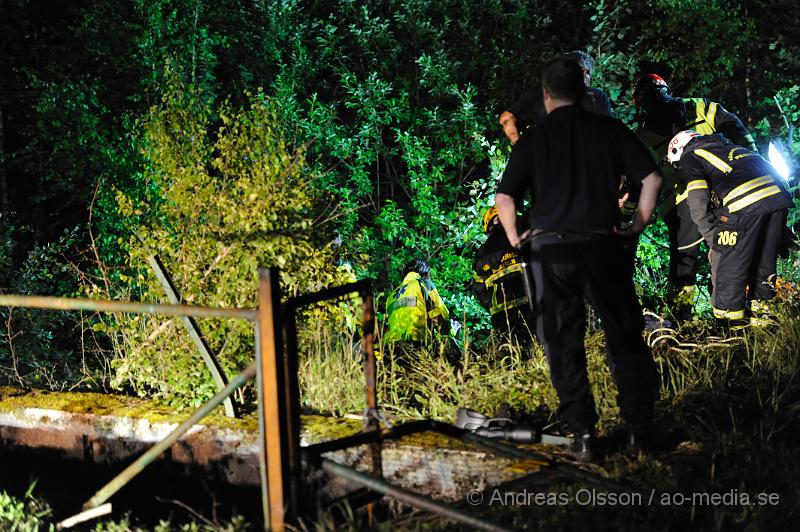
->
[633, 73, 671, 108]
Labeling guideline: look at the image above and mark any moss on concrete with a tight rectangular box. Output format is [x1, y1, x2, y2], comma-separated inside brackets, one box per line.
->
[396, 430, 476, 452]
[0, 385, 251, 428]
[300, 414, 363, 443]
[0, 386, 359, 440]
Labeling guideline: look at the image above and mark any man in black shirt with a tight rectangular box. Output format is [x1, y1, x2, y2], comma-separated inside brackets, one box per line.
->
[494, 57, 663, 461]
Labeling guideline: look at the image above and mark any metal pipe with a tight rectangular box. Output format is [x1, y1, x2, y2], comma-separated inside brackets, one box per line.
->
[303, 420, 431, 459]
[82, 362, 257, 510]
[0, 294, 256, 321]
[256, 268, 292, 531]
[360, 293, 381, 525]
[285, 280, 371, 309]
[320, 458, 515, 532]
[280, 296, 303, 521]
[147, 254, 237, 418]
[361, 293, 378, 429]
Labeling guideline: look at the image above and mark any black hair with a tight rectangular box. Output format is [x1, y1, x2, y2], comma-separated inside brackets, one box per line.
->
[403, 258, 430, 276]
[542, 57, 585, 103]
[565, 50, 595, 75]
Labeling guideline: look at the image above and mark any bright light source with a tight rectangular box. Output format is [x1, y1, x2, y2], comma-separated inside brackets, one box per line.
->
[768, 141, 791, 182]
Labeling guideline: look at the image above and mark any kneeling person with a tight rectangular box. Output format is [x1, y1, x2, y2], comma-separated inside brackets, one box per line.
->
[665, 131, 792, 325]
[473, 206, 535, 343]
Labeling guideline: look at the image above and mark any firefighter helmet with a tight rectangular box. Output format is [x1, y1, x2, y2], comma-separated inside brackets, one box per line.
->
[665, 130, 700, 165]
[633, 73, 671, 108]
[482, 206, 499, 233]
[403, 258, 430, 276]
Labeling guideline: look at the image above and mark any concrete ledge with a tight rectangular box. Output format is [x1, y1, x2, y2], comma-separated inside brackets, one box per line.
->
[0, 386, 542, 499]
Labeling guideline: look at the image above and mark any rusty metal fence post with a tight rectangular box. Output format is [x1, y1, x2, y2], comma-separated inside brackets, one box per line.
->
[361, 292, 379, 430]
[255, 268, 301, 531]
[360, 291, 383, 525]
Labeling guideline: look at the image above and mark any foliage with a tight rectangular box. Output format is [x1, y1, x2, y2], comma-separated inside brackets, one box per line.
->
[1, 0, 800, 400]
[263, 0, 561, 322]
[0, 229, 103, 390]
[95, 79, 347, 406]
[0, 483, 52, 532]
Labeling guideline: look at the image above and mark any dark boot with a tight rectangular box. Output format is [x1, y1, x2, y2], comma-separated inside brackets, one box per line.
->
[569, 431, 596, 462]
[624, 425, 652, 458]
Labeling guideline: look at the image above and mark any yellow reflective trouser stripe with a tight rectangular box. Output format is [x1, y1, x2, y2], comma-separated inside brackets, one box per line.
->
[694, 149, 733, 173]
[388, 296, 417, 313]
[727, 185, 782, 213]
[490, 296, 528, 316]
[723, 175, 774, 205]
[675, 188, 689, 204]
[687, 180, 708, 191]
[485, 263, 523, 287]
[713, 307, 745, 320]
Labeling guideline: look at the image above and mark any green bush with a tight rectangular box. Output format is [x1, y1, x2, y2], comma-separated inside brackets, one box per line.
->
[91, 79, 348, 406]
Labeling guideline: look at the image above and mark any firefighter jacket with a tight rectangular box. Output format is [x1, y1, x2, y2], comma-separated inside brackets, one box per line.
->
[637, 97, 757, 212]
[679, 134, 792, 247]
[473, 226, 528, 320]
[384, 272, 450, 342]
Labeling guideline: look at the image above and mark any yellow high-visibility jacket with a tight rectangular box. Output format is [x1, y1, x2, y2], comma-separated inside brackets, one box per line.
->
[384, 272, 449, 342]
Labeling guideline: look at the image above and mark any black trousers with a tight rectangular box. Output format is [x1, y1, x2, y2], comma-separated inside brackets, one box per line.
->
[711, 209, 787, 315]
[527, 234, 658, 433]
[665, 201, 704, 287]
[491, 307, 536, 346]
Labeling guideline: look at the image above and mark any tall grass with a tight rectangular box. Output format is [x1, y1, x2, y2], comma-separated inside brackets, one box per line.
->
[296, 285, 800, 529]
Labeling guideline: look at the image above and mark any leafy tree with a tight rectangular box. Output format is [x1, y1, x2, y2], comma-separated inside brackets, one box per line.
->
[99, 79, 347, 404]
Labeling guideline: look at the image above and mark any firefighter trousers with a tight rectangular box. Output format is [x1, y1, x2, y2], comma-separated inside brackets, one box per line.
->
[665, 201, 704, 287]
[710, 209, 788, 318]
[526, 233, 658, 433]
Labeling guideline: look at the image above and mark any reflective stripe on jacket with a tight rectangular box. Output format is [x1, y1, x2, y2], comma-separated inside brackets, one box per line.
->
[638, 98, 756, 211]
[385, 272, 449, 342]
[681, 135, 792, 246]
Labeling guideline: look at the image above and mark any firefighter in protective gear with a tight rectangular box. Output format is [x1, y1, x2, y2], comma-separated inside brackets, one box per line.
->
[473, 207, 535, 342]
[384, 259, 450, 343]
[665, 130, 792, 325]
[633, 73, 758, 318]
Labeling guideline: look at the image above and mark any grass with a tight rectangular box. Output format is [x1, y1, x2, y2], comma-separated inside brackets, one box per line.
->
[293, 285, 800, 530]
[3, 262, 800, 530]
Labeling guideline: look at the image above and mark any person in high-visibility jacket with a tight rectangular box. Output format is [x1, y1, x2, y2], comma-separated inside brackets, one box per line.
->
[473, 207, 535, 342]
[633, 73, 757, 318]
[384, 258, 450, 343]
[665, 130, 792, 326]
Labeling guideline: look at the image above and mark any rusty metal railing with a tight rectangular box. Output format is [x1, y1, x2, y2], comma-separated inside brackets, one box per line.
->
[1, 268, 540, 531]
[0, 268, 379, 531]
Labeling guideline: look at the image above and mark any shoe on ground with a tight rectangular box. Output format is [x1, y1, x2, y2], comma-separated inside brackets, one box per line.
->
[569, 431, 595, 462]
[624, 426, 652, 458]
[749, 315, 776, 327]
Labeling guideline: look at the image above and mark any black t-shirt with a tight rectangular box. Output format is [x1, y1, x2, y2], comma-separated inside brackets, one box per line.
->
[497, 105, 656, 233]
